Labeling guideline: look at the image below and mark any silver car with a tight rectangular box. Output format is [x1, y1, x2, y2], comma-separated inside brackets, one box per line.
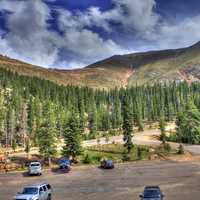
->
[13, 182, 52, 200]
[28, 162, 42, 176]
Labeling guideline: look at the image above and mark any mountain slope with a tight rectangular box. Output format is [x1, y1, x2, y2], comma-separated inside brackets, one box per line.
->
[0, 42, 200, 88]
[0, 55, 133, 89]
[87, 42, 200, 86]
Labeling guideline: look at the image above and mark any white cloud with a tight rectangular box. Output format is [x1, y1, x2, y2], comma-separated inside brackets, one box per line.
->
[113, 0, 159, 33]
[0, 0, 127, 68]
[0, 0, 59, 67]
[58, 0, 158, 34]
[153, 15, 200, 49]
[0, 0, 200, 69]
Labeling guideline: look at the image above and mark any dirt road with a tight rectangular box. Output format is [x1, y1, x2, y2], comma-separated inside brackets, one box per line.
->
[83, 128, 200, 155]
[7, 125, 200, 157]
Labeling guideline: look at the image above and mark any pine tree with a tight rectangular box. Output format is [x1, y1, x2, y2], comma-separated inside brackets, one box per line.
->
[6, 108, 16, 147]
[78, 97, 86, 132]
[19, 102, 28, 147]
[88, 102, 97, 136]
[37, 102, 57, 165]
[0, 89, 7, 147]
[112, 96, 122, 129]
[25, 138, 31, 159]
[159, 110, 166, 143]
[176, 99, 200, 144]
[122, 94, 133, 154]
[62, 112, 82, 160]
[136, 109, 144, 131]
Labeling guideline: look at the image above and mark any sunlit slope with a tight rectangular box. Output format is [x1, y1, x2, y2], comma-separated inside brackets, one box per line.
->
[0, 41, 200, 88]
[87, 42, 200, 86]
[0, 55, 133, 89]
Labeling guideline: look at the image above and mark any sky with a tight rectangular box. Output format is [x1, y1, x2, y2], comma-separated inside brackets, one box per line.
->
[0, 0, 200, 69]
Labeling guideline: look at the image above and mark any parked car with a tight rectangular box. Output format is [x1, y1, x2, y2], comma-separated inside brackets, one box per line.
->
[13, 182, 52, 200]
[58, 158, 71, 172]
[139, 186, 164, 200]
[100, 159, 114, 169]
[28, 161, 42, 176]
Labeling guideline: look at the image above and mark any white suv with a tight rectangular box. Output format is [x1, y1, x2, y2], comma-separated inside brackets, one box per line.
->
[28, 162, 42, 176]
[13, 183, 52, 200]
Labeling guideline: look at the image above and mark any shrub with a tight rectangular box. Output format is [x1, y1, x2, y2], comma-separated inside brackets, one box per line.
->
[92, 154, 102, 162]
[83, 153, 92, 164]
[166, 133, 178, 142]
[137, 146, 149, 159]
[163, 143, 171, 153]
[177, 144, 184, 154]
[122, 151, 131, 161]
[160, 132, 166, 143]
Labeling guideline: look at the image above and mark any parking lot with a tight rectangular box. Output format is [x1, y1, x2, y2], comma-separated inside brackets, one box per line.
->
[1, 160, 200, 200]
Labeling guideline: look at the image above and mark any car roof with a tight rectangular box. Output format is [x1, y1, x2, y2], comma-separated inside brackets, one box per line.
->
[144, 186, 160, 190]
[30, 161, 41, 164]
[26, 182, 48, 188]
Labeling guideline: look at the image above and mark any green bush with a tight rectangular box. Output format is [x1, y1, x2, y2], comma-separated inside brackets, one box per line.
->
[177, 144, 184, 154]
[108, 129, 118, 136]
[87, 133, 96, 140]
[160, 132, 166, 143]
[166, 133, 178, 142]
[137, 146, 149, 159]
[83, 153, 92, 164]
[122, 151, 131, 161]
[163, 143, 171, 153]
[92, 153, 102, 162]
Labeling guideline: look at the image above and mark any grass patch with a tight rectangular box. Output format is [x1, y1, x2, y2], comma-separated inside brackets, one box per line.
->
[166, 133, 178, 142]
[78, 144, 152, 164]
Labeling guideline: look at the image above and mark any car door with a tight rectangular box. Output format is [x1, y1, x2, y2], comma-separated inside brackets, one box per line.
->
[39, 187, 45, 200]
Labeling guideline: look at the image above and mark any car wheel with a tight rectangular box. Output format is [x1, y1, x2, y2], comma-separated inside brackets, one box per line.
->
[47, 194, 51, 200]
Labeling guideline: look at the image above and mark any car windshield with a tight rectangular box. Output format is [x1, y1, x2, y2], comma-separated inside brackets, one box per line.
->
[59, 159, 70, 165]
[106, 160, 113, 165]
[144, 189, 160, 197]
[22, 187, 38, 194]
[30, 163, 40, 167]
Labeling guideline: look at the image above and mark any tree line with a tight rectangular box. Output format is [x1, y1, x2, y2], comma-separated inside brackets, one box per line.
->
[0, 68, 200, 161]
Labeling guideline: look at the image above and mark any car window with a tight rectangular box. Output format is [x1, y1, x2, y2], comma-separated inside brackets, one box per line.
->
[43, 186, 47, 191]
[22, 187, 38, 195]
[39, 187, 44, 194]
[144, 189, 160, 197]
[47, 184, 51, 190]
[30, 163, 40, 167]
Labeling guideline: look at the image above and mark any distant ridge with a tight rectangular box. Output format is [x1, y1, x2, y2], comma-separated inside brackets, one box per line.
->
[0, 41, 200, 88]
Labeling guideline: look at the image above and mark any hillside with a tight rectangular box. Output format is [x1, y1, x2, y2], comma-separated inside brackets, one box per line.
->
[0, 55, 132, 89]
[0, 42, 200, 88]
[88, 42, 200, 86]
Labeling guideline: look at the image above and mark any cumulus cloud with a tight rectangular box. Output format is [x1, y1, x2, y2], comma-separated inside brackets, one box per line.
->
[0, 0, 200, 69]
[113, 0, 159, 33]
[152, 15, 200, 49]
[0, 0, 127, 68]
[0, 0, 60, 67]
[58, 0, 158, 34]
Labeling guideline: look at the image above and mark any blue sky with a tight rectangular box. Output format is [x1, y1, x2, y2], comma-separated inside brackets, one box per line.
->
[0, 0, 200, 69]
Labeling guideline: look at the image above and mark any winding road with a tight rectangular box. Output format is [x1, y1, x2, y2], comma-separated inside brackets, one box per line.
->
[7, 125, 200, 157]
[83, 128, 200, 155]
